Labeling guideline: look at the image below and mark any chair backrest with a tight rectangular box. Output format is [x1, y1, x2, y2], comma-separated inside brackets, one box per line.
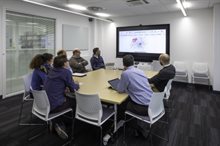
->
[174, 61, 187, 73]
[105, 62, 115, 70]
[32, 90, 50, 121]
[192, 62, 209, 75]
[23, 72, 33, 93]
[75, 92, 103, 125]
[164, 79, 173, 100]
[151, 60, 162, 71]
[137, 63, 152, 71]
[148, 92, 165, 124]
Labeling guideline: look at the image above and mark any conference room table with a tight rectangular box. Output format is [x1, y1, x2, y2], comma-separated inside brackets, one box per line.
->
[73, 68, 157, 133]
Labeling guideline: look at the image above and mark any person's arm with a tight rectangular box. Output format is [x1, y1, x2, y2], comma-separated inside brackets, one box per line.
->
[116, 72, 129, 93]
[101, 56, 105, 68]
[69, 58, 83, 69]
[80, 57, 88, 66]
[65, 70, 80, 91]
[90, 57, 100, 70]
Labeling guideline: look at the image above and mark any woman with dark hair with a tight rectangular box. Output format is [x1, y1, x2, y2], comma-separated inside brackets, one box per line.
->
[42, 53, 53, 74]
[30, 54, 47, 90]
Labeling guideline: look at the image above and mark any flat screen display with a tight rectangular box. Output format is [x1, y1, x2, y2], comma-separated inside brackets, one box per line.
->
[116, 24, 170, 62]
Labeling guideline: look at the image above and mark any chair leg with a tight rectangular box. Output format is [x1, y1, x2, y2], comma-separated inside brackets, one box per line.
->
[123, 113, 127, 141]
[18, 100, 25, 124]
[100, 126, 103, 146]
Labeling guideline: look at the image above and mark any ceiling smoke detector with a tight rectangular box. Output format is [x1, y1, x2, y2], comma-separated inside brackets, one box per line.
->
[126, 0, 149, 6]
[87, 6, 105, 12]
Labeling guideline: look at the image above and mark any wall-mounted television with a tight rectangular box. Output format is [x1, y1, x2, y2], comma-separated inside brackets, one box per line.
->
[116, 24, 170, 62]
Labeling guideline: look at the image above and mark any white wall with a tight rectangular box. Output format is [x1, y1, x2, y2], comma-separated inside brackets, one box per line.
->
[98, 9, 214, 83]
[0, 0, 3, 96]
[0, 0, 95, 96]
[213, 4, 220, 91]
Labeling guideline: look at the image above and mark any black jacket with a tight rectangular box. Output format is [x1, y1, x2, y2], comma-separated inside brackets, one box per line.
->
[148, 64, 176, 92]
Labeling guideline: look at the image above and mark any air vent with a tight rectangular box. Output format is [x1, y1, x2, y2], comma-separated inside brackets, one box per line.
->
[87, 6, 105, 12]
[126, 0, 149, 6]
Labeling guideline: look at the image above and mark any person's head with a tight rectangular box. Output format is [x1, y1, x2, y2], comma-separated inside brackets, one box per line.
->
[29, 54, 44, 69]
[57, 49, 67, 56]
[53, 55, 68, 68]
[93, 47, 100, 56]
[73, 48, 81, 57]
[42, 53, 53, 65]
[159, 53, 170, 66]
[123, 55, 134, 68]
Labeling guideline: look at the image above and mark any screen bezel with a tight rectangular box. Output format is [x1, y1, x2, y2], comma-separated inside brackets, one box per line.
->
[116, 24, 170, 62]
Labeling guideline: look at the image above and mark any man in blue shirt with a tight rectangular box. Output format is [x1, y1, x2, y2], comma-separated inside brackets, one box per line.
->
[117, 55, 153, 116]
[44, 55, 79, 139]
[116, 55, 153, 138]
[90, 47, 105, 70]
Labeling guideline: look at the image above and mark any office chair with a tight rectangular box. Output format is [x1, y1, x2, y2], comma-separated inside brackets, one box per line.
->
[173, 61, 188, 82]
[192, 62, 210, 86]
[74, 92, 115, 146]
[124, 92, 168, 145]
[18, 72, 40, 126]
[105, 62, 115, 70]
[29, 90, 74, 144]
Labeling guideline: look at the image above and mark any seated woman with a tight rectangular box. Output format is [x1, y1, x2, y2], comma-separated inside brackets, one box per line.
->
[44, 55, 79, 139]
[42, 53, 53, 74]
[30, 54, 47, 90]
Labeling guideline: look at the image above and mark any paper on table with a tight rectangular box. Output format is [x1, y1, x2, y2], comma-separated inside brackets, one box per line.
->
[72, 73, 87, 77]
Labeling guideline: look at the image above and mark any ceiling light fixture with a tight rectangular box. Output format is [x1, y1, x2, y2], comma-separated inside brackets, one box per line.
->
[95, 13, 110, 17]
[67, 4, 87, 11]
[22, 0, 113, 22]
[176, 0, 187, 17]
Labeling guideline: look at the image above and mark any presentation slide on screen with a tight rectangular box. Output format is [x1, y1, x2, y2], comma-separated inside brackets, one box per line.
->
[119, 29, 166, 53]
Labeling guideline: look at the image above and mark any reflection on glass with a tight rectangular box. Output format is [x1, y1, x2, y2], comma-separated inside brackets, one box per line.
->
[6, 11, 55, 95]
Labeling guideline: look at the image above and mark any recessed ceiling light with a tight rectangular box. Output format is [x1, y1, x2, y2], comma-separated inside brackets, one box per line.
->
[95, 13, 110, 17]
[67, 4, 87, 11]
[182, 1, 192, 8]
[176, 1, 192, 9]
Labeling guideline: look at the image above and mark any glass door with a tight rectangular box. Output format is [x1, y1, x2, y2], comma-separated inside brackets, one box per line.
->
[5, 11, 55, 97]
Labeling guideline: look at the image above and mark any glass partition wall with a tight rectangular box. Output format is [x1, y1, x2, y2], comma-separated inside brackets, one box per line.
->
[5, 11, 55, 96]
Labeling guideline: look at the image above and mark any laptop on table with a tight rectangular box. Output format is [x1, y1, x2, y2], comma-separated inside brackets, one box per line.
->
[108, 78, 120, 90]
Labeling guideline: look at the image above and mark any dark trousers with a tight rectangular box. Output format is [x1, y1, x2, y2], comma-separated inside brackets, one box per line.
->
[50, 95, 76, 127]
[118, 96, 149, 134]
[118, 96, 149, 120]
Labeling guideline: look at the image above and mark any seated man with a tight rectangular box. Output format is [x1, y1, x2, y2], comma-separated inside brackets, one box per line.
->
[116, 55, 153, 137]
[148, 53, 176, 92]
[90, 47, 105, 70]
[69, 49, 88, 73]
[44, 55, 79, 139]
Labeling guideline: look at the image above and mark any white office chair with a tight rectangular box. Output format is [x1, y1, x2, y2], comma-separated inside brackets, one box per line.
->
[151, 60, 162, 71]
[124, 92, 168, 144]
[164, 79, 173, 100]
[137, 63, 152, 71]
[105, 62, 115, 70]
[29, 90, 74, 142]
[173, 61, 188, 82]
[192, 62, 209, 85]
[18, 72, 37, 125]
[74, 92, 115, 146]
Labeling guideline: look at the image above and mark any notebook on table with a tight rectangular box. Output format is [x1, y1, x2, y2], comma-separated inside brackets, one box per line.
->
[108, 78, 120, 90]
[72, 73, 87, 77]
